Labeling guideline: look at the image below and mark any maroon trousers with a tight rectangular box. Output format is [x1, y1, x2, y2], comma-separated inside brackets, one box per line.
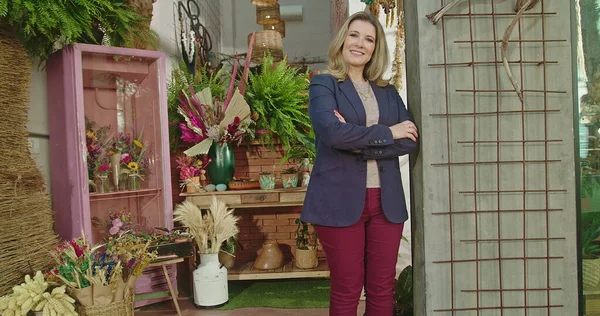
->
[315, 188, 404, 316]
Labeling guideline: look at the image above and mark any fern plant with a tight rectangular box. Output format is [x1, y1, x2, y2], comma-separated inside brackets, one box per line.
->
[167, 61, 229, 151]
[246, 53, 314, 162]
[0, 0, 156, 61]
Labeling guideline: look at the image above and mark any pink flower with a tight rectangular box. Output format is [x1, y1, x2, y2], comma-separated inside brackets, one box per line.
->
[121, 153, 131, 163]
[180, 123, 204, 143]
[98, 164, 110, 173]
[112, 218, 123, 228]
[109, 226, 120, 235]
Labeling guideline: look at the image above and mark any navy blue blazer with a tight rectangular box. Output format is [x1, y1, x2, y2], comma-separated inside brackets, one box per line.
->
[300, 74, 417, 227]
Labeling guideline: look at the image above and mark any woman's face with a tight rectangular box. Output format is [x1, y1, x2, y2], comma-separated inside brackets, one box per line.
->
[342, 19, 376, 71]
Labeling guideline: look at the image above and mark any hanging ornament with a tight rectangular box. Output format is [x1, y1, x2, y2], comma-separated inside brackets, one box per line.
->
[390, 0, 405, 91]
[264, 20, 285, 38]
[251, 0, 278, 5]
[256, 3, 281, 25]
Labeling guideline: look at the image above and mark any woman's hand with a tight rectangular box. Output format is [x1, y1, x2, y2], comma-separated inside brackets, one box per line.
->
[334, 110, 346, 123]
[389, 121, 418, 142]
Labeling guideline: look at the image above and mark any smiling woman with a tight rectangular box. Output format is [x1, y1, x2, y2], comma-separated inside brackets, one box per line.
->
[300, 10, 418, 316]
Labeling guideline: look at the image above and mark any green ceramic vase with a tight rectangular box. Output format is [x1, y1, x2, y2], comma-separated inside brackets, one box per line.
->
[207, 142, 235, 186]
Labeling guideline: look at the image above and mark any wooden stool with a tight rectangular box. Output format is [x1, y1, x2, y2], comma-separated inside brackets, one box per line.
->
[135, 257, 184, 316]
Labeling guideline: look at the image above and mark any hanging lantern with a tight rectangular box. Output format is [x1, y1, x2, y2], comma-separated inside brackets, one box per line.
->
[256, 3, 281, 25]
[263, 20, 285, 38]
[251, 0, 278, 5]
[248, 30, 283, 63]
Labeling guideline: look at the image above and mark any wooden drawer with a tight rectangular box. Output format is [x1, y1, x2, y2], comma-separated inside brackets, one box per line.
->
[241, 192, 280, 204]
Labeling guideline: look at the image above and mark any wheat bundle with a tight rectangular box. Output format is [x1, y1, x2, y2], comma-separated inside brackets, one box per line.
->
[0, 25, 59, 296]
[173, 197, 239, 254]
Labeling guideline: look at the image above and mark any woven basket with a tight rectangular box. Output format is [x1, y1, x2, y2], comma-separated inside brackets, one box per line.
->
[248, 30, 283, 64]
[76, 288, 134, 316]
[583, 258, 600, 290]
[251, 0, 278, 5]
[256, 3, 280, 25]
[264, 20, 285, 38]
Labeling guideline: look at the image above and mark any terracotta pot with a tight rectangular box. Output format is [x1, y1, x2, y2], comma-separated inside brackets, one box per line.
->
[253, 240, 284, 270]
[295, 248, 318, 269]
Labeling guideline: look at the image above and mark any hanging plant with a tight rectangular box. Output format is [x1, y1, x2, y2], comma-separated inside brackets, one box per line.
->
[0, 0, 157, 62]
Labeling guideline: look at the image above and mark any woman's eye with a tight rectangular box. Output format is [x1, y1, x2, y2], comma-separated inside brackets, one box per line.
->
[367, 38, 374, 43]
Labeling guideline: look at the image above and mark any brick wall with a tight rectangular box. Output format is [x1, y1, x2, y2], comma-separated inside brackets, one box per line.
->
[170, 142, 325, 267]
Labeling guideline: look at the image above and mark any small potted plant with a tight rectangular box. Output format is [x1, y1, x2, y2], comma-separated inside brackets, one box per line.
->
[281, 167, 299, 188]
[394, 265, 413, 316]
[582, 212, 600, 289]
[294, 218, 318, 269]
[218, 238, 237, 270]
[259, 172, 276, 190]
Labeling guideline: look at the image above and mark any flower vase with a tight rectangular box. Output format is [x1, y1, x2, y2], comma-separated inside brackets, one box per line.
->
[207, 143, 235, 186]
[96, 175, 109, 193]
[109, 152, 122, 191]
[129, 172, 141, 190]
[193, 253, 228, 307]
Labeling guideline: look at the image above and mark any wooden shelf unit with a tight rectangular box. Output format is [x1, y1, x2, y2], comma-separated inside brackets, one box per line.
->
[181, 187, 329, 280]
[228, 260, 329, 281]
[181, 187, 307, 208]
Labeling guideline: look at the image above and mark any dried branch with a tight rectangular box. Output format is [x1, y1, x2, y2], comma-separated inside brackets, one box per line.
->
[501, 0, 539, 102]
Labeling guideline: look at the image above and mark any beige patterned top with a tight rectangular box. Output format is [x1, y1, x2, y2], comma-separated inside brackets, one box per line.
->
[352, 80, 380, 188]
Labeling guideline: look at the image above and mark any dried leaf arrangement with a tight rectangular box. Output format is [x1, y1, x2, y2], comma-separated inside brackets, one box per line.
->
[366, 0, 399, 27]
[0, 272, 77, 316]
[426, 0, 540, 102]
[174, 197, 240, 254]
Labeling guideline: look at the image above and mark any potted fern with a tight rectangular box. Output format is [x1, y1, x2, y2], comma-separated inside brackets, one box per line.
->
[294, 219, 319, 269]
[246, 53, 314, 162]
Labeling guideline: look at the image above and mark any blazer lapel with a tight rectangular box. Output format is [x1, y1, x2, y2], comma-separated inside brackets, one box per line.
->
[371, 82, 390, 125]
[338, 78, 366, 126]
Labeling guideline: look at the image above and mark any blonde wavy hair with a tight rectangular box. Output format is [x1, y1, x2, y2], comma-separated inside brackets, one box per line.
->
[328, 11, 389, 87]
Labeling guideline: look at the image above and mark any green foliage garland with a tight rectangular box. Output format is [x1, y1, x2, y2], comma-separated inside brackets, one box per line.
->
[0, 0, 155, 61]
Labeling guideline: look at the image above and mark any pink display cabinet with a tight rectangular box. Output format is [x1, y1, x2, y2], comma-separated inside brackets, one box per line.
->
[46, 44, 174, 305]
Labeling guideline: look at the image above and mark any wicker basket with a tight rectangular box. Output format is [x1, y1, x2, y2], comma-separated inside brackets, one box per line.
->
[583, 258, 600, 290]
[256, 3, 280, 25]
[76, 288, 134, 316]
[264, 20, 285, 38]
[251, 0, 278, 5]
[248, 30, 283, 64]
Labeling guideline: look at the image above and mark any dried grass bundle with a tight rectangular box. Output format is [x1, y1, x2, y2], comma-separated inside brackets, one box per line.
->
[0, 26, 59, 296]
[173, 197, 239, 254]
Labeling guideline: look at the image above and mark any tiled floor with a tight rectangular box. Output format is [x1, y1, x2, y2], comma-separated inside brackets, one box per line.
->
[135, 298, 366, 316]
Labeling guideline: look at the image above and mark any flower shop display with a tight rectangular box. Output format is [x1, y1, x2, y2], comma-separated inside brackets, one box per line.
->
[47, 45, 173, 305]
[0, 271, 77, 316]
[176, 34, 258, 187]
[0, 1, 158, 296]
[174, 197, 239, 307]
[175, 155, 211, 193]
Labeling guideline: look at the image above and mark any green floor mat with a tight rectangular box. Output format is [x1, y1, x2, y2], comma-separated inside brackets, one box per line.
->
[216, 278, 330, 310]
